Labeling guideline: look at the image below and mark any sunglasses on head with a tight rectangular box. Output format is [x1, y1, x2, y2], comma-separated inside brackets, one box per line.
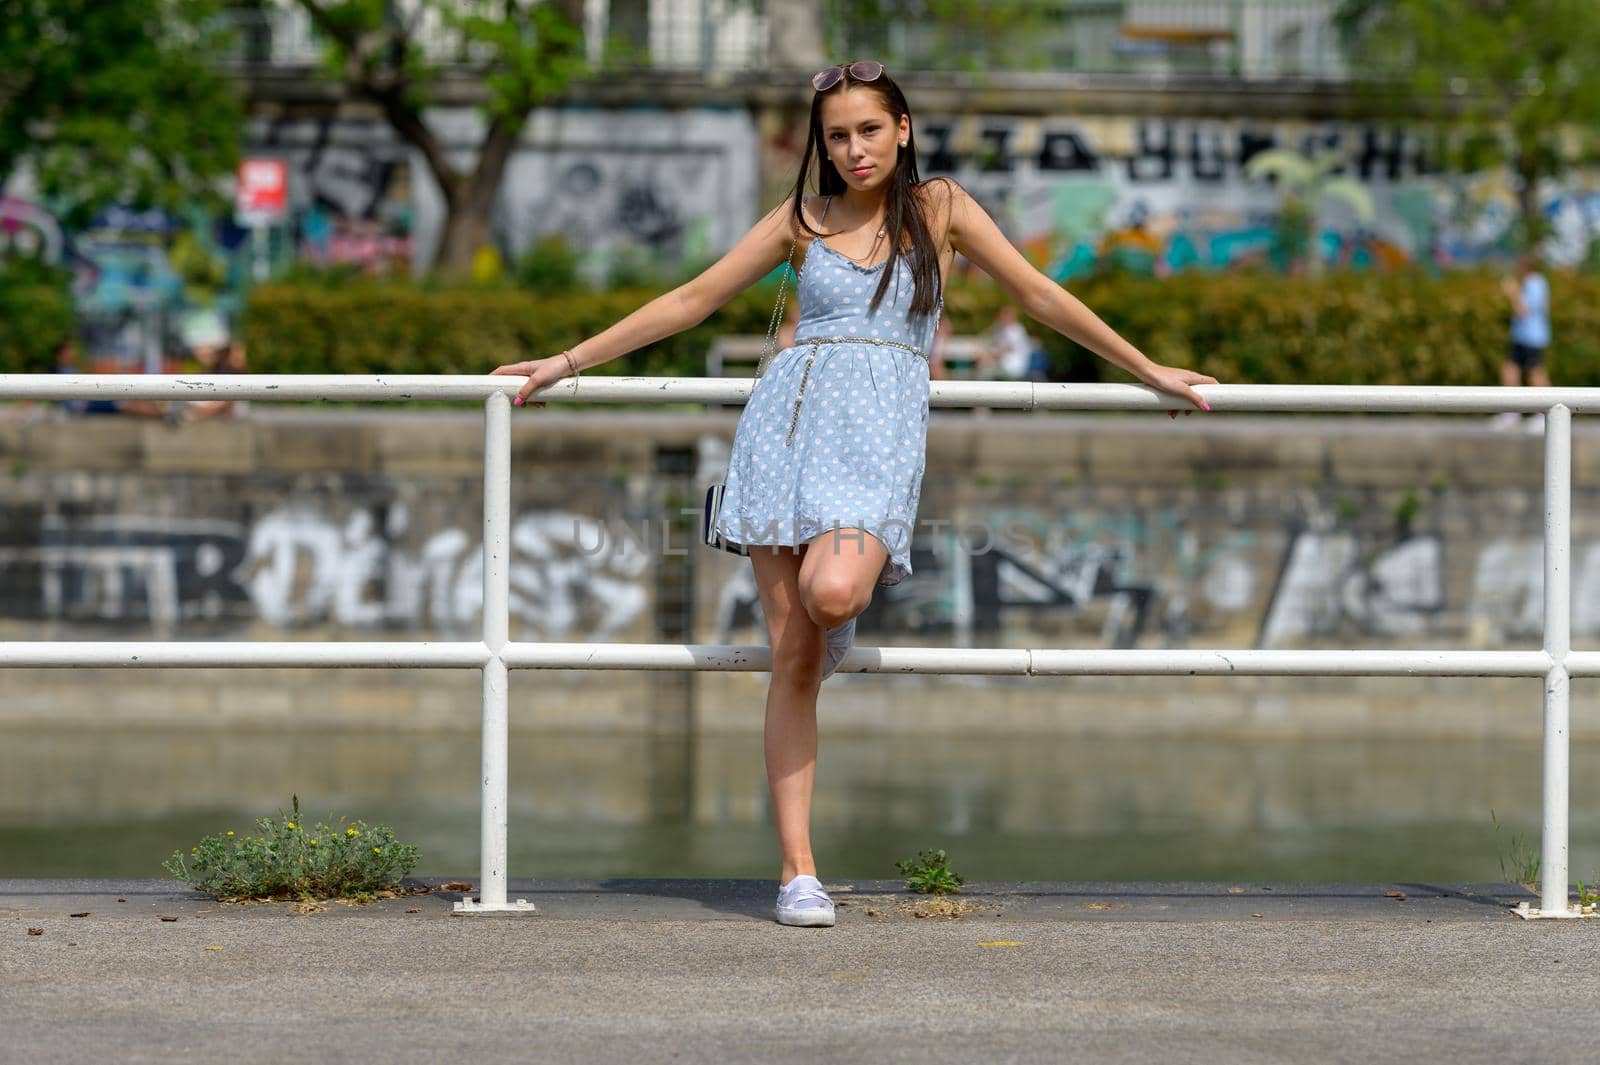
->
[811, 60, 885, 92]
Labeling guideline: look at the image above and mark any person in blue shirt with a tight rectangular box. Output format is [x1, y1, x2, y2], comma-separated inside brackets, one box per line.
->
[53, 338, 121, 417]
[1493, 253, 1551, 432]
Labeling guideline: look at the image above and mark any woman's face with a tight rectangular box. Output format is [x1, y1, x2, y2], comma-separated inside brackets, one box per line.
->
[818, 88, 910, 194]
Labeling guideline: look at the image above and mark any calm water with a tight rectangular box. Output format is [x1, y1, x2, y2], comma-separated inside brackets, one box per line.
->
[3, 728, 1596, 883]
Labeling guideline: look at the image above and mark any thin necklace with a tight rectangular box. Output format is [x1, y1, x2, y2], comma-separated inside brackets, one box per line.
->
[836, 219, 888, 264]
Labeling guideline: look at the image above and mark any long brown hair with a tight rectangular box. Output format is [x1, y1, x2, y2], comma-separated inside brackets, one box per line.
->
[784, 67, 941, 321]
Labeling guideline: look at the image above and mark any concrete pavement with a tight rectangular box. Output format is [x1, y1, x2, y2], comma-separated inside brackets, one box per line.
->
[5, 878, 1598, 1064]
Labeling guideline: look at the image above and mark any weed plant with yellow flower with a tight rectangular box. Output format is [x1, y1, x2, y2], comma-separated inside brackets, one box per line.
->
[164, 795, 418, 902]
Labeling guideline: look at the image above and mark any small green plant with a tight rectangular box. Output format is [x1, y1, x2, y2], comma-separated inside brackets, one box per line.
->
[1576, 878, 1598, 912]
[164, 795, 419, 902]
[1491, 808, 1541, 889]
[895, 848, 965, 896]
[1393, 490, 1421, 527]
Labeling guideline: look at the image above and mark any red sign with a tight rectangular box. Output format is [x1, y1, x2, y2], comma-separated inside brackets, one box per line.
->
[235, 158, 288, 224]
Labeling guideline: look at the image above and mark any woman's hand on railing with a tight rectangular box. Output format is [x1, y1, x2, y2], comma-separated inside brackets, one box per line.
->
[489, 356, 571, 409]
[1138, 363, 1217, 419]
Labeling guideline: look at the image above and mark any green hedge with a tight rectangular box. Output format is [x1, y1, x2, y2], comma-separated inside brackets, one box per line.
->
[0, 282, 74, 373]
[238, 269, 1600, 387]
[241, 282, 783, 379]
[1059, 269, 1600, 388]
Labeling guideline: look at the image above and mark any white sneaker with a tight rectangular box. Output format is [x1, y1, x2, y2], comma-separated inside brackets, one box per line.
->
[776, 874, 836, 927]
[1490, 411, 1523, 432]
[820, 617, 856, 680]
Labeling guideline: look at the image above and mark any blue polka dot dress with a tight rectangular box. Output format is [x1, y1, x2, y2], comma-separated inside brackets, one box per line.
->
[714, 206, 943, 587]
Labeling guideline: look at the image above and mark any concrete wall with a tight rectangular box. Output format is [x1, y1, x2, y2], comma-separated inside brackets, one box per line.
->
[2, 408, 1595, 736]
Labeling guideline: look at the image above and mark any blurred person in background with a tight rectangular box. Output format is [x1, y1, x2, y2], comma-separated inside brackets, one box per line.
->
[178, 338, 250, 423]
[52, 337, 122, 417]
[492, 59, 1214, 930]
[47, 336, 166, 420]
[1492, 252, 1551, 433]
[975, 304, 1049, 382]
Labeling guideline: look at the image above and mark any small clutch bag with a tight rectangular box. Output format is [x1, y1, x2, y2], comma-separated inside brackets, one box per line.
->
[701, 226, 800, 556]
[702, 481, 750, 557]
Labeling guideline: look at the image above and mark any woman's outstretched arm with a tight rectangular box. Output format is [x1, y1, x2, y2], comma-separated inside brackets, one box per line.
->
[492, 197, 801, 406]
[939, 178, 1216, 415]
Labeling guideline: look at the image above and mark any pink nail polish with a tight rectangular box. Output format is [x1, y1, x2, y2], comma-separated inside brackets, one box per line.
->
[513, 396, 523, 406]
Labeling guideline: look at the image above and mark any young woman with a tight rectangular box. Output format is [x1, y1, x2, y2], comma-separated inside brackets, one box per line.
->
[492, 60, 1216, 928]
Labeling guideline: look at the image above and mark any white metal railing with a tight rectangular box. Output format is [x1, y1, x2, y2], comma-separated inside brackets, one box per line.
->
[1, 373, 1591, 918]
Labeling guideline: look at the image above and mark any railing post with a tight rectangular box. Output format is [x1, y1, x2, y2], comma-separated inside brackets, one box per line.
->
[477, 653, 510, 905]
[456, 390, 531, 912]
[1540, 403, 1572, 916]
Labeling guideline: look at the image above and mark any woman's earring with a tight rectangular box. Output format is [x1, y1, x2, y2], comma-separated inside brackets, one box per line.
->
[899, 140, 907, 147]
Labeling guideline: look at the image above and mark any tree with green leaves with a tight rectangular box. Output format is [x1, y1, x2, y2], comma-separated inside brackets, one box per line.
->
[0, 0, 242, 227]
[287, 1, 1068, 277]
[292, 0, 590, 276]
[1334, 0, 1600, 247]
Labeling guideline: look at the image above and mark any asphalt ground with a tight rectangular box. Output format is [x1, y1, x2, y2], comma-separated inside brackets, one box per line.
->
[5, 878, 1598, 1065]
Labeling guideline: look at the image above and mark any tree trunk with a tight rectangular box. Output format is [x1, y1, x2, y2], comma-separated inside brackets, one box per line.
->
[436, 201, 492, 278]
[431, 112, 522, 278]
[1516, 155, 1544, 251]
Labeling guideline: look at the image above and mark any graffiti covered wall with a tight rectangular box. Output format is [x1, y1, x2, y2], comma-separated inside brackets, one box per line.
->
[244, 102, 1600, 281]
[248, 113, 416, 271]
[244, 106, 759, 278]
[0, 412, 1590, 656]
[763, 110, 1600, 274]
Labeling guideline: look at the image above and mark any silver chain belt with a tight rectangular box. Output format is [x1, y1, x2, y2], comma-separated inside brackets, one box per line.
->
[779, 335, 928, 448]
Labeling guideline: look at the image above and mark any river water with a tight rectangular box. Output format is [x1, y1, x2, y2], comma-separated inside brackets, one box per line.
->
[4, 728, 1594, 884]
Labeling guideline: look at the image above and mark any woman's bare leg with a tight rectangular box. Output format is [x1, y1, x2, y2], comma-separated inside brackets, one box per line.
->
[798, 527, 890, 630]
[750, 530, 890, 883]
[750, 546, 826, 883]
